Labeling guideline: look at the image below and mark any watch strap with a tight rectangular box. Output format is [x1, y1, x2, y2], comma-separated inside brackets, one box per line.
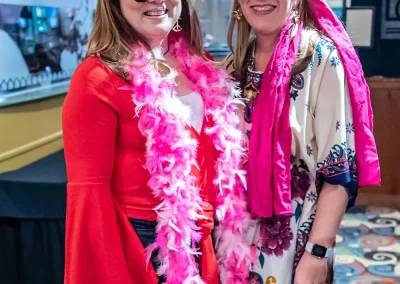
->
[305, 242, 333, 258]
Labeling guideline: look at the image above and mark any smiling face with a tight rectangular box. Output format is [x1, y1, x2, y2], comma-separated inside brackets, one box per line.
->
[120, 0, 181, 44]
[238, 0, 298, 36]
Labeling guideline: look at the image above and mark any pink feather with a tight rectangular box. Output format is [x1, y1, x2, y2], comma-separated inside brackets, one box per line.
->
[125, 37, 254, 283]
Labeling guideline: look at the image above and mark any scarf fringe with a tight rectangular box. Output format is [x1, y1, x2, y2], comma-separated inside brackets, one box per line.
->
[125, 39, 254, 283]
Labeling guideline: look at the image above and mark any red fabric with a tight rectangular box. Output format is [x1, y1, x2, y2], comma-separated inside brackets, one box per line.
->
[204, 50, 213, 61]
[63, 57, 218, 284]
[198, 208, 219, 284]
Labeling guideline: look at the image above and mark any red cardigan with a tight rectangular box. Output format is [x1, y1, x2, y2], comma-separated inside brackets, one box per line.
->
[62, 55, 218, 284]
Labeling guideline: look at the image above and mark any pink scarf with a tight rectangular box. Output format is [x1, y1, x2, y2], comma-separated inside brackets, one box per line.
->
[248, 0, 381, 218]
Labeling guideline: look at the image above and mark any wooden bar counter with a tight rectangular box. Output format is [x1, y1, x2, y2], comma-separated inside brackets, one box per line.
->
[357, 78, 400, 208]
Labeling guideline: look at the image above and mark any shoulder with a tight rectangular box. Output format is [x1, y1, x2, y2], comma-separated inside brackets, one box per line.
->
[313, 35, 339, 68]
[66, 57, 128, 114]
[296, 35, 345, 101]
[68, 57, 126, 101]
[70, 57, 120, 89]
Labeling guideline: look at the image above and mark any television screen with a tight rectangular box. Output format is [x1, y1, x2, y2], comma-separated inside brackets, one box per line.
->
[0, 0, 95, 107]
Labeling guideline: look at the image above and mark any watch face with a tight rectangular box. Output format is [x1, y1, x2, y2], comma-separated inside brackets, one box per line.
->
[311, 244, 327, 258]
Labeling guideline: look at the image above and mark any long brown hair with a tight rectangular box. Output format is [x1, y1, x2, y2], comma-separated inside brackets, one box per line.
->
[227, 0, 319, 81]
[87, 0, 204, 79]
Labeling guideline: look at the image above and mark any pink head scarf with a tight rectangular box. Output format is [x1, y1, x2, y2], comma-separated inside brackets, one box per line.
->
[247, 0, 381, 218]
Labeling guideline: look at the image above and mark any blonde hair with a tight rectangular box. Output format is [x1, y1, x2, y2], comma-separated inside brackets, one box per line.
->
[87, 0, 204, 79]
[227, 0, 320, 81]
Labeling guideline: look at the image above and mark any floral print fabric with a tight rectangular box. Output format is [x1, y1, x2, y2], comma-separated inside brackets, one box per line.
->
[226, 35, 359, 283]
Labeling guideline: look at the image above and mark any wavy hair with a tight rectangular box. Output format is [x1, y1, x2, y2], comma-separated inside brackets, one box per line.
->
[86, 0, 204, 79]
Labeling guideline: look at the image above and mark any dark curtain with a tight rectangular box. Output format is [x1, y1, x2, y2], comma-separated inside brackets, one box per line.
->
[0, 218, 65, 284]
[0, 151, 67, 284]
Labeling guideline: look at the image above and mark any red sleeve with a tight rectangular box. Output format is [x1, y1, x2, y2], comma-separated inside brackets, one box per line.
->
[62, 58, 157, 284]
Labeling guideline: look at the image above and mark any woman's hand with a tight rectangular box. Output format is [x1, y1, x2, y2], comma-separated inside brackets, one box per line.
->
[294, 251, 328, 284]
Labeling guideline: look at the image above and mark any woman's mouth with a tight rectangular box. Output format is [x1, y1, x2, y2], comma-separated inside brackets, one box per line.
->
[250, 4, 277, 15]
[144, 8, 168, 17]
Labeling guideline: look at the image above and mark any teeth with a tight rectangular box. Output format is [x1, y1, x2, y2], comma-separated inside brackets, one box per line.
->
[145, 10, 166, 16]
[252, 5, 274, 12]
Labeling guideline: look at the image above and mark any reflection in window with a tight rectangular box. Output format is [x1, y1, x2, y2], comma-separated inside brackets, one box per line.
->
[195, 0, 233, 58]
[196, 0, 350, 58]
[327, 0, 351, 19]
[0, 1, 93, 106]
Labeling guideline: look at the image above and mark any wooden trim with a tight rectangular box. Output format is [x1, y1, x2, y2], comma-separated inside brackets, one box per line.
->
[366, 77, 400, 89]
[356, 192, 400, 209]
[0, 131, 63, 163]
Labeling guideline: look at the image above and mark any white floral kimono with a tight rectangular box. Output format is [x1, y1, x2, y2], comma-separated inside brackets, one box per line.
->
[226, 35, 358, 284]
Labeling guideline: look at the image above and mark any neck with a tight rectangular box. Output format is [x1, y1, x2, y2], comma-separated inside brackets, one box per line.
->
[253, 33, 279, 71]
[148, 37, 169, 53]
[255, 33, 279, 54]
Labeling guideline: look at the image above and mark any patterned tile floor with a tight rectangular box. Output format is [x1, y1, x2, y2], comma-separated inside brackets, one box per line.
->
[334, 206, 400, 283]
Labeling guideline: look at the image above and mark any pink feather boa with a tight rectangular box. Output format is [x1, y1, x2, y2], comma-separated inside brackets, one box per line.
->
[124, 38, 254, 283]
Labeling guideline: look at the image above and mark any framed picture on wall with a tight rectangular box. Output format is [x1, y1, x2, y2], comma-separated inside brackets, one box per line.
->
[0, 0, 97, 107]
[381, 0, 400, 39]
[346, 7, 375, 48]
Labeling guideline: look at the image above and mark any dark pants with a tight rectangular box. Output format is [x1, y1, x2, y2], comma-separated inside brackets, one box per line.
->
[128, 219, 165, 283]
[129, 219, 218, 282]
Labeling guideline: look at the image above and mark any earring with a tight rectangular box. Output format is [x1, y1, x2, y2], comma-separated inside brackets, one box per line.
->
[173, 17, 182, 32]
[290, 10, 300, 40]
[233, 8, 243, 21]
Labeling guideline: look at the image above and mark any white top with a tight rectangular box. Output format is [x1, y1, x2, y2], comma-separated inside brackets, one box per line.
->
[177, 92, 204, 134]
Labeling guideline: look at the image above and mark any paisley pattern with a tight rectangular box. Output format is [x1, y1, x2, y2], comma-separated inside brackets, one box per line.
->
[227, 36, 359, 283]
[316, 142, 358, 207]
[334, 205, 400, 283]
[290, 74, 305, 89]
[293, 213, 316, 273]
[317, 143, 356, 181]
[243, 66, 263, 126]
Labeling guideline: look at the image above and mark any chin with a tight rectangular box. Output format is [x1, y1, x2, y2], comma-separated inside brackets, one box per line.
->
[253, 25, 273, 34]
[253, 23, 282, 36]
[143, 27, 171, 41]
[154, 25, 173, 35]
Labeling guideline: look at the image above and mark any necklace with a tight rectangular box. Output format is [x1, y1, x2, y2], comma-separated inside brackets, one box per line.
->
[163, 43, 169, 56]
[156, 61, 173, 77]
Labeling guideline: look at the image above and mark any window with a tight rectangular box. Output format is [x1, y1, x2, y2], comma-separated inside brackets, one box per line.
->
[195, 0, 233, 58]
[0, 0, 95, 107]
[196, 0, 351, 59]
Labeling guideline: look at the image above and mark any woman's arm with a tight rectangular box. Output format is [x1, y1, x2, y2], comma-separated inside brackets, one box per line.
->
[295, 43, 356, 284]
[309, 184, 348, 247]
[295, 184, 347, 284]
[63, 59, 136, 284]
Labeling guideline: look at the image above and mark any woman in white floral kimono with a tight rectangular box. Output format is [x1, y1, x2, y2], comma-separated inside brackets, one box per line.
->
[225, 0, 381, 283]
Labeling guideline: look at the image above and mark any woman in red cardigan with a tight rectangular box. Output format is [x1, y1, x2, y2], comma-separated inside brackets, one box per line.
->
[62, 0, 253, 283]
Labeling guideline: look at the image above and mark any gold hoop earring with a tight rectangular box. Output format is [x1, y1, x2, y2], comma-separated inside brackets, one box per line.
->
[233, 8, 243, 21]
[173, 17, 182, 32]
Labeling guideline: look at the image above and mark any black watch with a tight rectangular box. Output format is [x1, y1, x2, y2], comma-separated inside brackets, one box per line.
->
[305, 242, 333, 259]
